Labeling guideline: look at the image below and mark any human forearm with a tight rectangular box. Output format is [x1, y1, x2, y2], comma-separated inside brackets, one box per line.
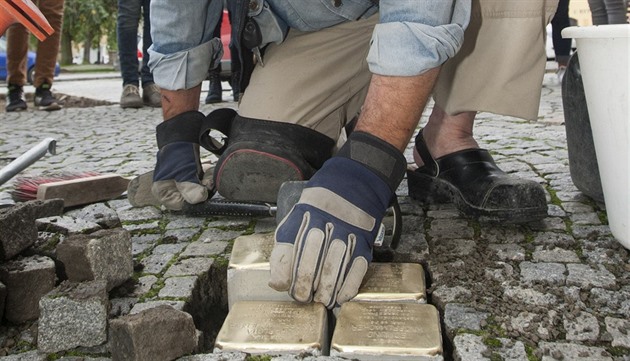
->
[355, 69, 441, 152]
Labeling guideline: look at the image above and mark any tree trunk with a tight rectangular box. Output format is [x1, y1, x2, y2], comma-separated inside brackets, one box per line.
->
[60, 32, 74, 65]
[83, 37, 92, 64]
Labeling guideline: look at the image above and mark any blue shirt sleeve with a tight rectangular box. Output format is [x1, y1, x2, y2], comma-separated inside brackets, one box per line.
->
[367, 0, 471, 76]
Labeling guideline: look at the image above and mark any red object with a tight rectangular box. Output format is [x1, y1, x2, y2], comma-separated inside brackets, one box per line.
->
[0, 0, 54, 41]
[11, 171, 101, 202]
[220, 9, 231, 61]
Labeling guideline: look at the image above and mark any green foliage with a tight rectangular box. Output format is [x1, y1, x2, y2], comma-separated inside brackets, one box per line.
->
[62, 0, 118, 57]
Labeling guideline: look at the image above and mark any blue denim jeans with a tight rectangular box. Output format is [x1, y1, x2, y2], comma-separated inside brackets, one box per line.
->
[149, 0, 470, 90]
[117, 0, 154, 87]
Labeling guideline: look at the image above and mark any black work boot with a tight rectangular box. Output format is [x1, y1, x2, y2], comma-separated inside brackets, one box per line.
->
[231, 71, 241, 102]
[6, 84, 27, 112]
[205, 69, 222, 104]
[34, 83, 61, 111]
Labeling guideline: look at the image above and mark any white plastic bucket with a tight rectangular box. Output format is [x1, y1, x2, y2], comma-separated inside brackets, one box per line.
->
[562, 25, 630, 249]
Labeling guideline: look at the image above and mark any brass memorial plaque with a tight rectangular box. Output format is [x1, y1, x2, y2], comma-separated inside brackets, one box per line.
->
[331, 302, 442, 360]
[227, 233, 293, 308]
[214, 301, 329, 356]
[353, 263, 426, 303]
[229, 233, 275, 270]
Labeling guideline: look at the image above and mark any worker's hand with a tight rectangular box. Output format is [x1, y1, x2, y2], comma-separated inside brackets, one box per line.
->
[152, 111, 214, 210]
[269, 144, 396, 308]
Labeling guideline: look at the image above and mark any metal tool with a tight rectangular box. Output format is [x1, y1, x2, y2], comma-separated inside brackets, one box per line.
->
[182, 181, 403, 252]
[0, 137, 56, 186]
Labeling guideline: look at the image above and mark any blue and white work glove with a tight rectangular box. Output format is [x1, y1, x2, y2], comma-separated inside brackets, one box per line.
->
[269, 131, 407, 308]
[152, 111, 214, 210]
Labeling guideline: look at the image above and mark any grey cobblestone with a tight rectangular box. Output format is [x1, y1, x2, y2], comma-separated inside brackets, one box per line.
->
[0, 69, 628, 360]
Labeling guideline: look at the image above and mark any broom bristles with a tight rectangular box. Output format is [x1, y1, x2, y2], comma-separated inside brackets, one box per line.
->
[11, 171, 101, 202]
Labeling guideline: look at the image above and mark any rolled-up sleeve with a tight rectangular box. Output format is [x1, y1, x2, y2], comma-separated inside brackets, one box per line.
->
[367, 0, 471, 76]
[148, 0, 224, 90]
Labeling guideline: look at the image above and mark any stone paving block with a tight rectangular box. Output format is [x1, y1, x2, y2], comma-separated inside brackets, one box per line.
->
[0, 255, 56, 324]
[29, 199, 65, 219]
[331, 302, 443, 360]
[56, 228, 133, 291]
[129, 300, 186, 314]
[214, 301, 328, 356]
[0, 350, 47, 360]
[443, 304, 489, 337]
[139, 253, 173, 275]
[605, 316, 630, 348]
[36, 215, 102, 235]
[503, 286, 557, 307]
[177, 354, 247, 361]
[227, 233, 293, 309]
[38, 280, 109, 353]
[65, 202, 121, 229]
[488, 243, 526, 261]
[431, 285, 473, 309]
[180, 240, 229, 257]
[351, 263, 426, 303]
[452, 334, 529, 361]
[532, 246, 580, 263]
[129, 275, 158, 297]
[198, 228, 244, 243]
[166, 215, 206, 230]
[563, 311, 600, 342]
[158, 276, 198, 298]
[570, 212, 602, 225]
[538, 341, 612, 360]
[163, 228, 198, 243]
[0, 202, 37, 261]
[116, 206, 162, 223]
[164, 257, 214, 277]
[109, 305, 197, 361]
[566, 264, 617, 289]
[519, 261, 566, 285]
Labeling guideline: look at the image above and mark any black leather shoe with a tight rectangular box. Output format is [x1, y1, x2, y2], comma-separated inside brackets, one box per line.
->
[407, 130, 548, 223]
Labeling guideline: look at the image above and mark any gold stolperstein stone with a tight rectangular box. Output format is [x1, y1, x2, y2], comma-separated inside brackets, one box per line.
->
[331, 302, 443, 360]
[352, 263, 426, 303]
[227, 233, 292, 309]
[214, 301, 329, 356]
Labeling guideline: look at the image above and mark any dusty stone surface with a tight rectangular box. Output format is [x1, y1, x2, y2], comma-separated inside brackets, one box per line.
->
[0, 202, 37, 260]
[0, 255, 56, 324]
[109, 305, 197, 361]
[38, 280, 109, 352]
[56, 228, 132, 291]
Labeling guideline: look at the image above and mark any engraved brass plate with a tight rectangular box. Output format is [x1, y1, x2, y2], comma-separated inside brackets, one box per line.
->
[331, 302, 442, 358]
[229, 233, 275, 270]
[215, 301, 329, 355]
[353, 263, 426, 303]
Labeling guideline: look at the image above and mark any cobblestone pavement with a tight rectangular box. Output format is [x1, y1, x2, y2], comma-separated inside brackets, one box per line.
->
[0, 72, 629, 361]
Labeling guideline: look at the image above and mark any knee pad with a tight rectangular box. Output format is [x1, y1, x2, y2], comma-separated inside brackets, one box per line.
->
[201, 112, 335, 203]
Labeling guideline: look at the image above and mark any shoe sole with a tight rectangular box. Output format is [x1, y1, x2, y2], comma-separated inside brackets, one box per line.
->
[407, 168, 548, 223]
[37, 104, 61, 111]
[6, 106, 27, 112]
[215, 149, 305, 203]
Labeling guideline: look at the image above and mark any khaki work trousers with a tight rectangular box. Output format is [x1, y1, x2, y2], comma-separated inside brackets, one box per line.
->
[6, 0, 65, 88]
[238, 0, 560, 142]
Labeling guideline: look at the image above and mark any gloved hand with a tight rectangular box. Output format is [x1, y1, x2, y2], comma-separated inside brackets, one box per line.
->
[269, 131, 406, 308]
[151, 111, 214, 210]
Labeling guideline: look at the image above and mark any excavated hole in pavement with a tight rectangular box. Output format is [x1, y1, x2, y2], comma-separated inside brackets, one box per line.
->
[0, 93, 115, 109]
